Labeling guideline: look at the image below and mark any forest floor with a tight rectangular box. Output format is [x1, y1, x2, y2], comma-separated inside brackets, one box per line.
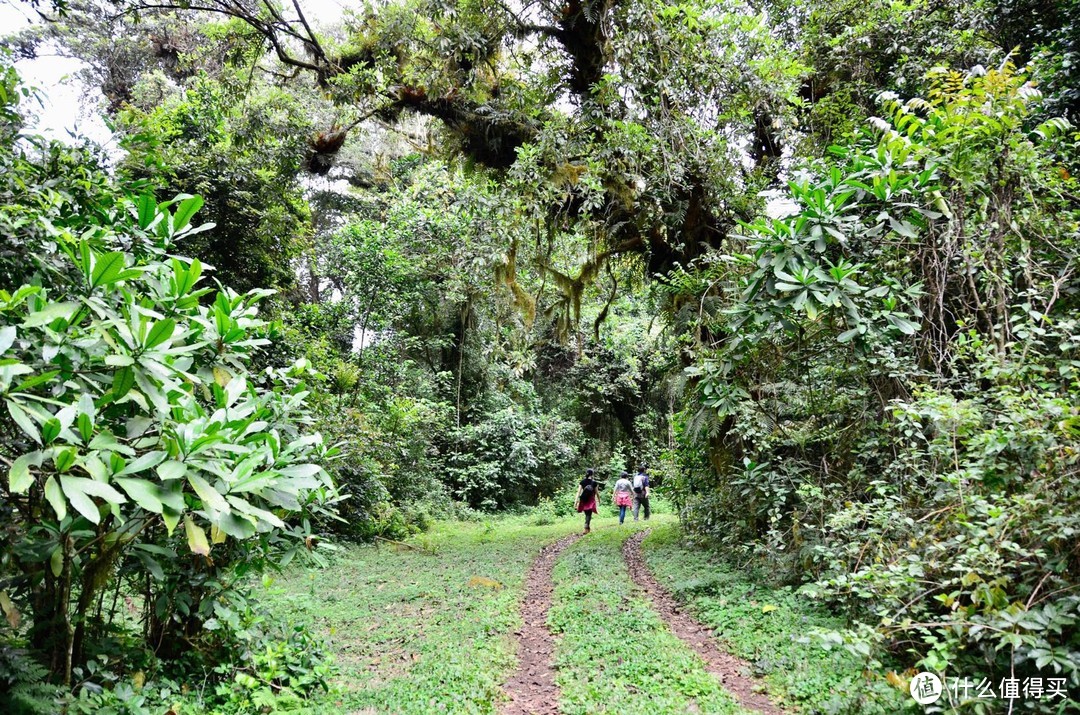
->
[259, 511, 889, 714]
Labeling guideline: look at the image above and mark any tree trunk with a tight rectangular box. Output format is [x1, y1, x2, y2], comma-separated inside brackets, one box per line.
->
[70, 537, 123, 671]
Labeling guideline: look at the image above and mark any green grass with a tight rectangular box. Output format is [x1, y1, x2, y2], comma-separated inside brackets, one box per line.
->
[256, 510, 907, 715]
[640, 523, 910, 714]
[258, 516, 580, 714]
[549, 514, 751, 715]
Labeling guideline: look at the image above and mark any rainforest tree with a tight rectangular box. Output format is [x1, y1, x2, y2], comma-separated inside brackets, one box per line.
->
[670, 64, 1079, 707]
[0, 62, 335, 710]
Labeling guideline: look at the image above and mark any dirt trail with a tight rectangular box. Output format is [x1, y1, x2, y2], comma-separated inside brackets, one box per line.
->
[623, 530, 786, 715]
[500, 532, 582, 715]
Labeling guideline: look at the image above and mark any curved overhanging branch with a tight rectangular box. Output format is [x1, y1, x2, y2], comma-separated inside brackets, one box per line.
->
[113, 0, 735, 317]
[388, 86, 541, 169]
[114, 0, 332, 77]
[535, 230, 644, 339]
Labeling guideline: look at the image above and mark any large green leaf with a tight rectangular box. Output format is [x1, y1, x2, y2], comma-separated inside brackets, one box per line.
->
[40, 417, 61, 445]
[23, 301, 78, 328]
[229, 470, 275, 494]
[8, 451, 43, 493]
[90, 252, 126, 289]
[117, 450, 168, 476]
[144, 318, 176, 350]
[227, 494, 284, 528]
[172, 195, 204, 232]
[162, 507, 181, 536]
[886, 313, 920, 335]
[104, 355, 134, 367]
[262, 488, 301, 511]
[52, 447, 76, 473]
[12, 369, 61, 394]
[137, 193, 157, 229]
[112, 366, 135, 400]
[157, 460, 187, 480]
[276, 463, 325, 490]
[44, 475, 66, 520]
[214, 511, 257, 539]
[77, 413, 93, 442]
[60, 475, 126, 523]
[188, 473, 229, 513]
[184, 259, 203, 293]
[114, 477, 164, 513]
[63, 476, 126, 503]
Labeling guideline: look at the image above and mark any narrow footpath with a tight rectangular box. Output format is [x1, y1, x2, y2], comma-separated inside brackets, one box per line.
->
[500, 533, 583, 715]
[623, 530, 785, 715]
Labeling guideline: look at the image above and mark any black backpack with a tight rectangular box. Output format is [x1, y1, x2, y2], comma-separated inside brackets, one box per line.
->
[581, 481, 596, 499]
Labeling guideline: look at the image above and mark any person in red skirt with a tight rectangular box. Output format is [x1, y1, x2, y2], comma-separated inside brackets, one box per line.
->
[576, 468, 600, 533]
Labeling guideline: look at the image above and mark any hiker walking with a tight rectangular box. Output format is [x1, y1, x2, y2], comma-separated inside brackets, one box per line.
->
[577, 468, 600, 533]
[613, 471, 634, 525]
[632, 466, 650, 521]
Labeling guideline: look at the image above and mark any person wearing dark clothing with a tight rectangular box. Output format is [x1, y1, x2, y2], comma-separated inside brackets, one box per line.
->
[577, 468, 600, 533]
[632, 467, 650, 521]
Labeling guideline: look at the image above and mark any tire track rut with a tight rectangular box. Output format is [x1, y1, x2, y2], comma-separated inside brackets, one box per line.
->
[500, 532, 582, 715]
[623, 530, 786, 715]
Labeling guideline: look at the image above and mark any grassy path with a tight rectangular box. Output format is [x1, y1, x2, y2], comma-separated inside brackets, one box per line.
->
[501, 532, 582, 715]
[261, 514, 840, 714]
[623, 530, 784, 714]
[639, 523, 909, 713]
[259, 518, 579, 714]
[548, 516, 754, 715]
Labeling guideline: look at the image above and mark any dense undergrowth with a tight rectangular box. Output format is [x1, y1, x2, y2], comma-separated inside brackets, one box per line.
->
[0, 55, 338, 715]
[668, 65, 1080, 705]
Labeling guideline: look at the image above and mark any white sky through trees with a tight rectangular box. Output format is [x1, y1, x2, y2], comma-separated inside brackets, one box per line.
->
[0, 0, 348, 144]
[1, 1, 111, 142]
